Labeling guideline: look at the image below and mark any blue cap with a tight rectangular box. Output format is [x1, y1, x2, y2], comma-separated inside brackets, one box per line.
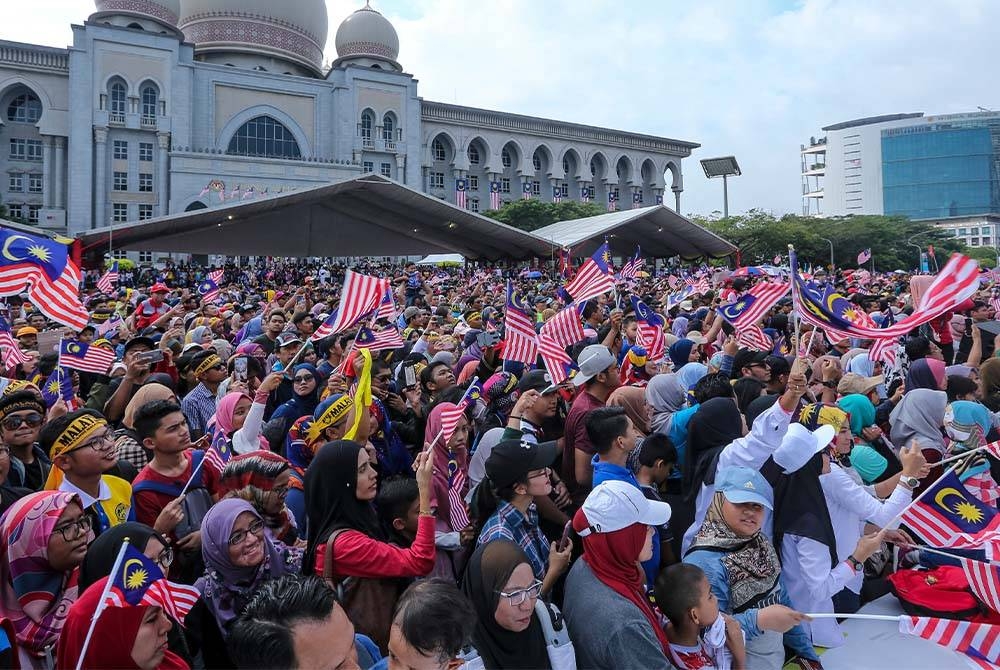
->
[715, 465, 773, 510]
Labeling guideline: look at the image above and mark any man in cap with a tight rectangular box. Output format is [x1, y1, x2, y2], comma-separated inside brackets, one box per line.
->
[132, 282, 171, 331]
[181, 349, 228, 440]
[15, 326, 37, 351]
[100, 335, 173, 424]
[563, 344, 620, 507]
[731, 349, 771, 382]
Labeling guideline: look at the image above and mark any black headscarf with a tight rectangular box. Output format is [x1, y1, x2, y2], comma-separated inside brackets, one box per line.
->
[684, 397, 743, 499]
[79, 522, 167, 591]
[303, 440, 383, 574]
[771, 453, 838, 569]
[461, 540, 550, 670]
[745, 394, 779, 429]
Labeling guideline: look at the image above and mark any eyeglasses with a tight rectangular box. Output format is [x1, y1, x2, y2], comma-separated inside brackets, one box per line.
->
[292, 376, 314, 383]
[228, 518, 264, 546]
[79, 430, 115, 453]
[52, 515, 93, 542]
[497, 579, 543, 606]
[271, 484, 289, 497]
[153, 547, 174, 570]
[2, 412, 43, 431]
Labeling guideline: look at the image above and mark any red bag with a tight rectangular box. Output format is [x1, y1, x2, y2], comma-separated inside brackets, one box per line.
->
[888, 566, 1000, 623]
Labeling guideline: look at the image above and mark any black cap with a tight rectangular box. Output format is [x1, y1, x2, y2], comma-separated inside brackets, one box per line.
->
[276, 332, 304, 348]
[516, 369, 559, 395]
[485, 439, 558, 489]
[732, 349, 769, 372]
[123, 336, 155, 354]
[764, 355, 790, 377]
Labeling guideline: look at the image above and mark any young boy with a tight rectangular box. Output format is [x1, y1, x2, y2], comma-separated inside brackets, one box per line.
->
[656, 563, 746, 670]
[377, 477, 420, 547]
[634, 433, 679, 579]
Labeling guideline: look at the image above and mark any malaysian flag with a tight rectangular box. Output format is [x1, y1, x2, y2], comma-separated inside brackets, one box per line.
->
[197, 269, 224, 304]
[0, 316, 26, 371]
[581, 186, 591, 203]
[502, 280, 538, 365]
[991, 291, 1000, 315]
[689, 277, 712, 297]
[0, 227, 89, 331]
[489, 181, 502, 210]
[736, 324, 773, 352]
[632, 191, 642, 209]
[356, 325, 404, 352]
[618, 247, 643, 281]
[607, 191, 617, 212]
[374, 286, 397, 321]
[95, 312, 124, 338]
[103, 543, 200, 623]
[564, 243, 615, 302]
[655, 194, 664, 205]
[558, 248, 573, 279]
[455, 178, 467, 209]
[900, 470, 1000, 553]
[230, 183, 242, 199]
[961, 556, 1000, 614]
[553, 186, 562, 203]
[898, 616, 1000, 669]
[204, 420, 232, 474]
[522, 182, 532, 200]
[242, 186, 255, 200]
[857, 248, 871, 265]
[59, 338, 116, 374]
[718, 282, 790, 329]
[41, 366, 74, 407]
[631, 296, 665, 362]
[312, 270, 388, 341]
[434, 382, 481, 531]
[96, 261, 119, 293]
[538, 304, 585, 384]
[666, 285, 695, 311]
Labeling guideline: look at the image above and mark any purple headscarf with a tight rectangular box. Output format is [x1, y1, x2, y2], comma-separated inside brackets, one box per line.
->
[195, 499, 301, 634]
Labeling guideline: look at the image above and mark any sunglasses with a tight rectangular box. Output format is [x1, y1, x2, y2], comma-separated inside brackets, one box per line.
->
[292, 375, 314, 383]
[2, 413, 43, 431]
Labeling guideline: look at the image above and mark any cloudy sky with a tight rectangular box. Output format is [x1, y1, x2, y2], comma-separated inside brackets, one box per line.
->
[3, 0, 997, 218]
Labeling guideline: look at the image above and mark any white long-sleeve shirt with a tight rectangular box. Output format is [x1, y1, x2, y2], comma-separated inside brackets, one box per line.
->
[682, 401, 792, 555]
[819, 463, 911, 593]
[231, 400, 267, 455]
[781, 534, 858, 648]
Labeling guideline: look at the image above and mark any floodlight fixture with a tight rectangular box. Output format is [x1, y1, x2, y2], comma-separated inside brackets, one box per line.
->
[699, 156, 742, 217]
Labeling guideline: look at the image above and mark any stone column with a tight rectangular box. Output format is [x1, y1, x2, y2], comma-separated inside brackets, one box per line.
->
[93, 127, 108, 226]
[41, 136, 53, 208]
[673, 187, 682, 212]
[54, 137, 65, 209]
[156, 132, 170, 216]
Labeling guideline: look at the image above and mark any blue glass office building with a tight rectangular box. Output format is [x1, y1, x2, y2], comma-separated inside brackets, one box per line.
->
[882, 117, 1000, 220]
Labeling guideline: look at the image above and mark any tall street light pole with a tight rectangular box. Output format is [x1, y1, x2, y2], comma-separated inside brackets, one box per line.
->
[906, 233, 924, 271]
[700, 156, 741, 219]
[819, 237, 834, 270]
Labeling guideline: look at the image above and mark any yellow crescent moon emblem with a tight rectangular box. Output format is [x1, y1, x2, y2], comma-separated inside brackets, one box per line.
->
[123, 558, 145, 587]
[1, 235, 31, 262]
[934, 487, 968, 511]
[68, 343, 80, 354]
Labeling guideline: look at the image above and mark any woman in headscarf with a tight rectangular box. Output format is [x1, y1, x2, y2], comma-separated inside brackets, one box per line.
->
[462, 540, 552, 670]
[607, 385, 650, 436]
[184, 325, 213, 350]
[683, 398, 744, 501]
[425, 403, 473, 582]
[56, 579, 186, 670]
[303, 441, 435, 651]
[676, 362, 709, 394]
[837, 394, 901, 485]
[269, 363, 322, 438]
[208, 373, 282, 456]
[905, 358, 947, 391]
[218, 452, 297, 544]
[563, 480, 672, 668]
[685, 466, 819, 670]
[645, 373, 686, 436]
[115, 383, 176, 470]
[668, 338, 700, 371]
[0, 491, 92, 669]
[980, 358, 1000, 412]
[890, 388, 948, 492]
[733, 378, 767, 420]
[193, 499, 301, 667]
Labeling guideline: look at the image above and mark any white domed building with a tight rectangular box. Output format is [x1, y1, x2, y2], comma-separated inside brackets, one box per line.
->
[0, 0, 697, 253]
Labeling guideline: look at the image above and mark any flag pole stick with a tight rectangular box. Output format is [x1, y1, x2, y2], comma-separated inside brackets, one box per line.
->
[788, 244, 801, 350]
[935, 444, 992, 467]
[887, 540, 1000, 566]
[75, 538, 130, 670]
[804, 613, 901, 622]
[179, 434, 210, 496]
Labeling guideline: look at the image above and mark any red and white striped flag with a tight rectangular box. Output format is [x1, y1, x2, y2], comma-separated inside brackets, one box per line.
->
[870, 336, 898, 366]
[503, 281, 538, 365]
[312, 270, 388, 341]
[736, 324, 773, 352]
[690, 277, 711, 296]
[489, 181, 502, 210]
[448, 467, 470, 531]
[455, 179, 467, 209]
[960, 556, 1000, 615]
[375, 286, 397, 321]
[356, 325, 404, 352]
[718, 282, 790, 329]
[990, 292, 1000, 315]
[899, 615, 1000, 669]
[0, 316, 26, 371]
[564, 243, 614, 303]
[538, 305, 585, 384]
[96, 262, 119, 293]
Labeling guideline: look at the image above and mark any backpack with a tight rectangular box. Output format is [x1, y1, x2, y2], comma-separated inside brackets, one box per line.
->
[131, 450, 213, 539]
[887, 566, 1000, 622]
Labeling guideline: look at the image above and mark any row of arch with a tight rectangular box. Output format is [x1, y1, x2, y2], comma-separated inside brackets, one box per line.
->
[103, 76, 161, 118]
[359, 108, 400, 143]
[427, 131, 681, 189]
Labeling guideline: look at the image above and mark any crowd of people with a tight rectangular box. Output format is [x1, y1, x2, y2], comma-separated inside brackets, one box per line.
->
[0, 257, 995, 669]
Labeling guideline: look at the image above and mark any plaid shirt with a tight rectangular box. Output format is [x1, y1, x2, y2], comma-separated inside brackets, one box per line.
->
[114, 430, 150, 471]
[476, 500, 550, 579]
[181, 383, 218, 438]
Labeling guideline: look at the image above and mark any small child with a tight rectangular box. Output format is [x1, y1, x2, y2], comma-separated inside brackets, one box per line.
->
[656, 563, 746, 670]
[634, 434, 679, 577]
[376, 477, 420, 547]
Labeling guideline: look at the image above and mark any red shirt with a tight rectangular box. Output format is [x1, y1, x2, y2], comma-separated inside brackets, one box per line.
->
[131, 449, 220, 540]
[133, 298, 168, 330]
[562, 389, 605, 506]
[313, 514, 436, 579]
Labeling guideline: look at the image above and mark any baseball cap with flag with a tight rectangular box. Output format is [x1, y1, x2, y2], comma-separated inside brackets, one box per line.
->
[575, 479, 671, 536]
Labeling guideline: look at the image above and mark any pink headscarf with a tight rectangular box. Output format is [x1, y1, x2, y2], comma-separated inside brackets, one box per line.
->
[209, 391, 268, 450]
[424, 403, 470, 531]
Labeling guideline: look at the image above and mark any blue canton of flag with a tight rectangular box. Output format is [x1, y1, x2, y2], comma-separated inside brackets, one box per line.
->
[40, 367, 74, 407]
[901, 470, 1000, 553]
[665, 286, 695, 311]
[104, 544, 201, 622]
[0, 228, 68, 282]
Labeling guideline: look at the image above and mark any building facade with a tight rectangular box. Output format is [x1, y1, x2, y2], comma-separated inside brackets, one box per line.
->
[0, 0, 697, 260]
[800, 111, 1000, 226]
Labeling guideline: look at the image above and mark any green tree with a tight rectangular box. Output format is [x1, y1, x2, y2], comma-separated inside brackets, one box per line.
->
[481, 199, 605, 232]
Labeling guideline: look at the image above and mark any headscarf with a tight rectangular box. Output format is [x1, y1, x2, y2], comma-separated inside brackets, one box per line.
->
[195, 499, 299, 633]
[274, 363, 321, 420]
[56, 577, 188, 670]
[946, 364, 976, 379]
[772, 453, 838, 569]
[668, 339, 696, 370]
[689, 492, 782, 613]
[676, 362, 709, 393]
[839, 348, 867, 372]
[797, 403, 848, 435]
[607, 385, 650, 435]
[234, 341, 266, 362]
[425, 403, 470, 530]
[684, 398, 743, 499]
[889, 388, 947, 453]
[646, 373, 686, 435]
[838, 394, 876, 438]
[184, 325, 211, 347]
[303, 440, 383, 573]
[211, 391, 268, 450]
[0, 491, 88, 655]
[571, 508, 670, 651]
[847, 352, 887, 399]
[946, 401, 993, 453]
[745, 394, 778, 428]
[462, 541, 550, 670]
[212, 339, 232, 362]
[123, 383, 175, 429]
[79, 522, 167, 591]
[906, 358, 946, 391]
[218, 452, 290, 502]
[285, 415, 319, 473]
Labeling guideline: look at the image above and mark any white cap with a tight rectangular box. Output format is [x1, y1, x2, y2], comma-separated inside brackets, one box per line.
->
[772, 423, 836, 474]
[577, 480, 671, 536]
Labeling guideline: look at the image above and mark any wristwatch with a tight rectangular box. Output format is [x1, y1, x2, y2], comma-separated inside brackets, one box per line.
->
[847, 555, 863, 571]
[900, 475, 919, 489]
[821, 380, 838, 388]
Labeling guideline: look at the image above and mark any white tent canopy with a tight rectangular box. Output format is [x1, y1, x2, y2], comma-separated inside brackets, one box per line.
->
[415, 253, 464, 265]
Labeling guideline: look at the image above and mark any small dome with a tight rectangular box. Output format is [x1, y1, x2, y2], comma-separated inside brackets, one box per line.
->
[178, 0, 328, 75]
[92, 0, 180, 27]
[335, 1, 399, 63]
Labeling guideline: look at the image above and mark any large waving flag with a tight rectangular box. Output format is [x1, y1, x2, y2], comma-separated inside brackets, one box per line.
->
[0, 316, 26, 371]
[356, 325, 404, 352]
[718, 281, 790, 329]
[960, 556, 1000, 615]
[538, 304, 585, 384]
[630, 296, 665, 362]
[899, 616, 1000, 669]
[96, 261, 119, 293]
[564, 243, 615, 302]
[665, 285, 695, 311]
[0, 227, 88, 330]
[312, 270, 389, 341]
[900, 470, 1000, 553]
[502, 281, 538, 365]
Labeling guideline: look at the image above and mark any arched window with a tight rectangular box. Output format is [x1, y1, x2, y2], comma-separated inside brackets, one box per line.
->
[226, 116, 301, 159]
[382, 114, 395, 142]
[533, 152, 542, 171]
[360, 111, 374, 140]
[109, 82, 127, 115]
[502, 148, 512, 169]
[140, 85, 158, 120]
[127, 23, 144, 30]
[468, 145, 480, 165]
[590, 158, 598, 177]
[6, 93, 41, 123]
[563, 158, 570, 175]
[432, 139, 447, 161]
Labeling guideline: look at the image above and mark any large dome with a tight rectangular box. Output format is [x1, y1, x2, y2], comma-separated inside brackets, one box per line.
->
[335, 2, 399, 64]
[92, 0, 180, 28]
[178, 0, 328, 75]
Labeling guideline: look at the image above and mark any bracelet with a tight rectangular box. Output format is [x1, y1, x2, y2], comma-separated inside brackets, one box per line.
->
[510, 415, 523, 421]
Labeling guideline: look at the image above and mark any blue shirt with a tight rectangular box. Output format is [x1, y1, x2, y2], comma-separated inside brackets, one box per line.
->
[591, 455, 641, 489]
[477, 500, 550, 580]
